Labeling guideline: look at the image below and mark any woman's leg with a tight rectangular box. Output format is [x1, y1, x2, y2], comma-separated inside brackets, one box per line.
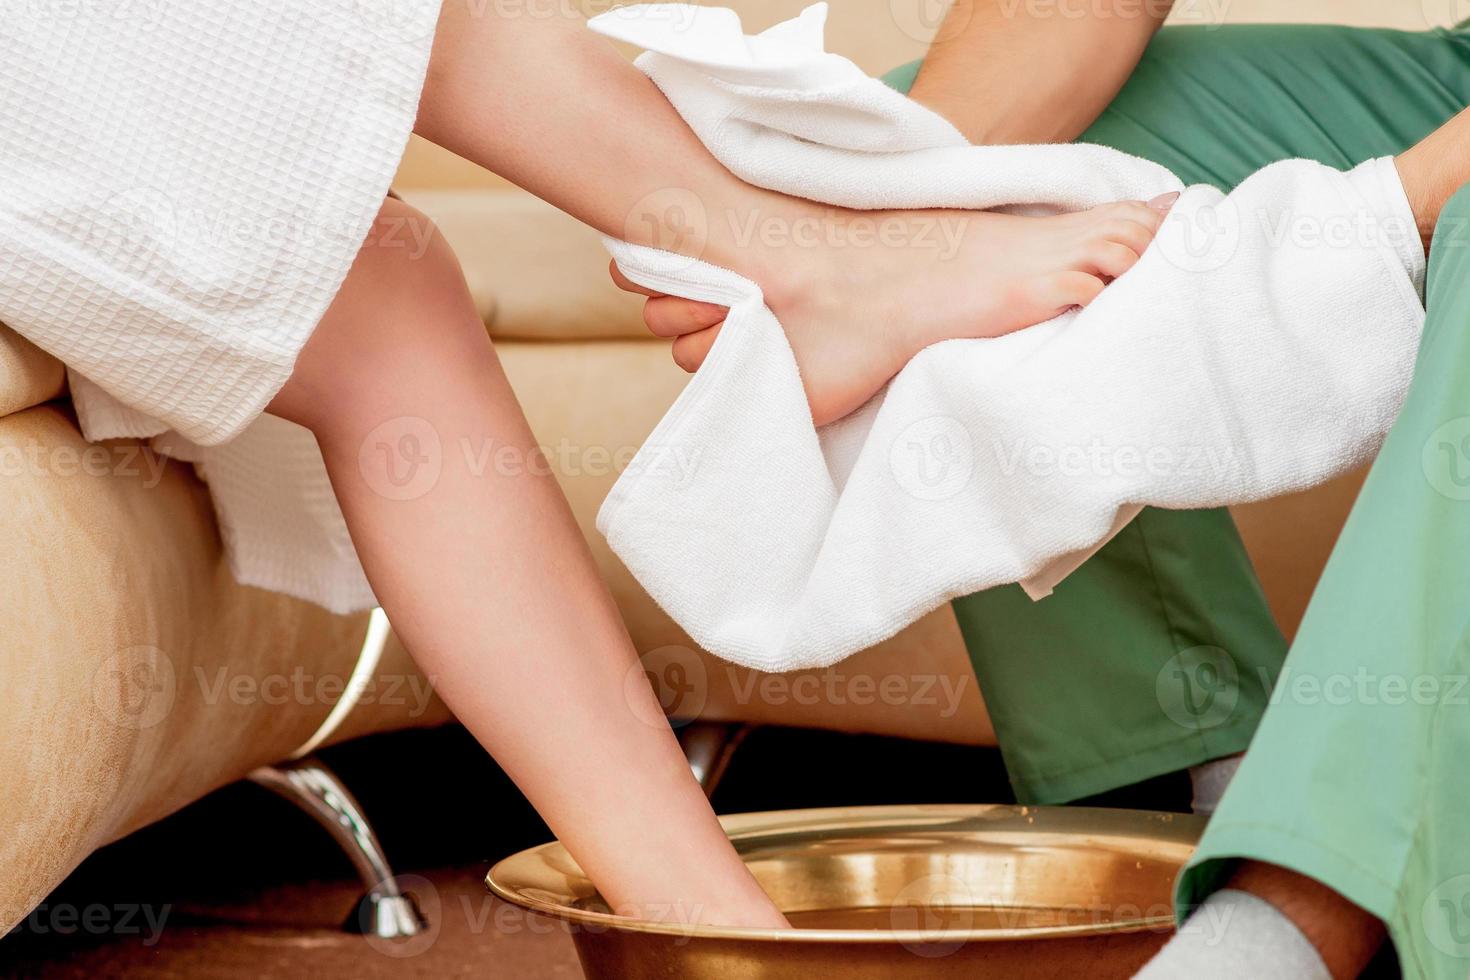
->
[411, 3, 1169, 426]
[268, 197, 783, 927]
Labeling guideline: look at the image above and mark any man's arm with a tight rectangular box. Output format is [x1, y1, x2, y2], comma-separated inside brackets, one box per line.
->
[908, 0, 1173, 145]
[1397, 104, 1470, 252]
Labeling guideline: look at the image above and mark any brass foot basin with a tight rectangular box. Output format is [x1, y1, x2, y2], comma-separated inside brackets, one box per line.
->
[487, 804, 1203, 979]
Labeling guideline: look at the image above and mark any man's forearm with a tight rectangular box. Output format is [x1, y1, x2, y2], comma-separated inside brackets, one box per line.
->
[909, 0, 1173, 145]
[1396, 104, 1470, 252]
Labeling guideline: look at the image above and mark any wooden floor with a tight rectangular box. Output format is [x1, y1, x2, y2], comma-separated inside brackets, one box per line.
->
[0, 725, 1187, 979]
[2, 865, 582, 979]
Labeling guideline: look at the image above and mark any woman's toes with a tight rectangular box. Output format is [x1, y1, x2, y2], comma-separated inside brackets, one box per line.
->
[1040, 270, 1107, 312]
[1146, 190, 1181, 211]
[1100, 200, 1171, 235]
[1105, 197, 1175, 227]
[1083, 239, 1143, 279]
[1101, 218, 1158, 256]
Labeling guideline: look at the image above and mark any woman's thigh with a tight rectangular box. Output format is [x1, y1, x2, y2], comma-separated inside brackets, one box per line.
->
[1083, 22, 1470, 186]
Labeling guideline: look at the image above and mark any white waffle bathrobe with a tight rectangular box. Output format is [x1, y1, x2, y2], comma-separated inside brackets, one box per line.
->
[0, 1, 446, 611]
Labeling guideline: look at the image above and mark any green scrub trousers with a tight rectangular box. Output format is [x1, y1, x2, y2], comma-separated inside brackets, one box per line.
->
[889, 19, 1470, 979]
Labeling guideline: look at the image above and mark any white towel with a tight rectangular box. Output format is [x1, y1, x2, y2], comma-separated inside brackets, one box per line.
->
[0, 0, 444, 612]
[592, 3, 1427, 672]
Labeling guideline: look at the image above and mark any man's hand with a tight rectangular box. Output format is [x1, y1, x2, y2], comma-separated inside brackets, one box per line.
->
[610, 261, 729, 372]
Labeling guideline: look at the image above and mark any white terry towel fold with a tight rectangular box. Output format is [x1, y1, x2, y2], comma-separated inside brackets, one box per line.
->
[591, 3, 1428, 672]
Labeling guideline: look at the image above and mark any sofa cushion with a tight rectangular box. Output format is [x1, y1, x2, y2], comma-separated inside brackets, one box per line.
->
[0, 324, 65, 419]
[410, 189, 653, 342]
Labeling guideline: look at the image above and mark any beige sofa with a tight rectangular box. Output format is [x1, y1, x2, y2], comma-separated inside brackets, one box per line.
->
[0, 0, 1437, 944]
[0, 326, 458, 936]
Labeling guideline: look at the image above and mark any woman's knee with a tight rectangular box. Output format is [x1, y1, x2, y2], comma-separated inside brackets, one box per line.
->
[342, 197, 475, 339]
[271, 197, 487, 429]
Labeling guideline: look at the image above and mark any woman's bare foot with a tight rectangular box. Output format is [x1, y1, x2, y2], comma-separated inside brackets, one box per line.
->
[614, 195, 1174, 426]
[767, 198, 1173, 424]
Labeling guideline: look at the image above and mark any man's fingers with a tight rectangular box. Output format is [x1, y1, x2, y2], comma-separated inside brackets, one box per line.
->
[671, 324, 722, 372]
[609, 260, 664, 298]
[644, 295, 728, 338]
[610, 261, 730, 347]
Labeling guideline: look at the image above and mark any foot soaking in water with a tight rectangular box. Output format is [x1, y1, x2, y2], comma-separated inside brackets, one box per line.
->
[0, 0, 1169, 935]
[615, 4, 1470, 979]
